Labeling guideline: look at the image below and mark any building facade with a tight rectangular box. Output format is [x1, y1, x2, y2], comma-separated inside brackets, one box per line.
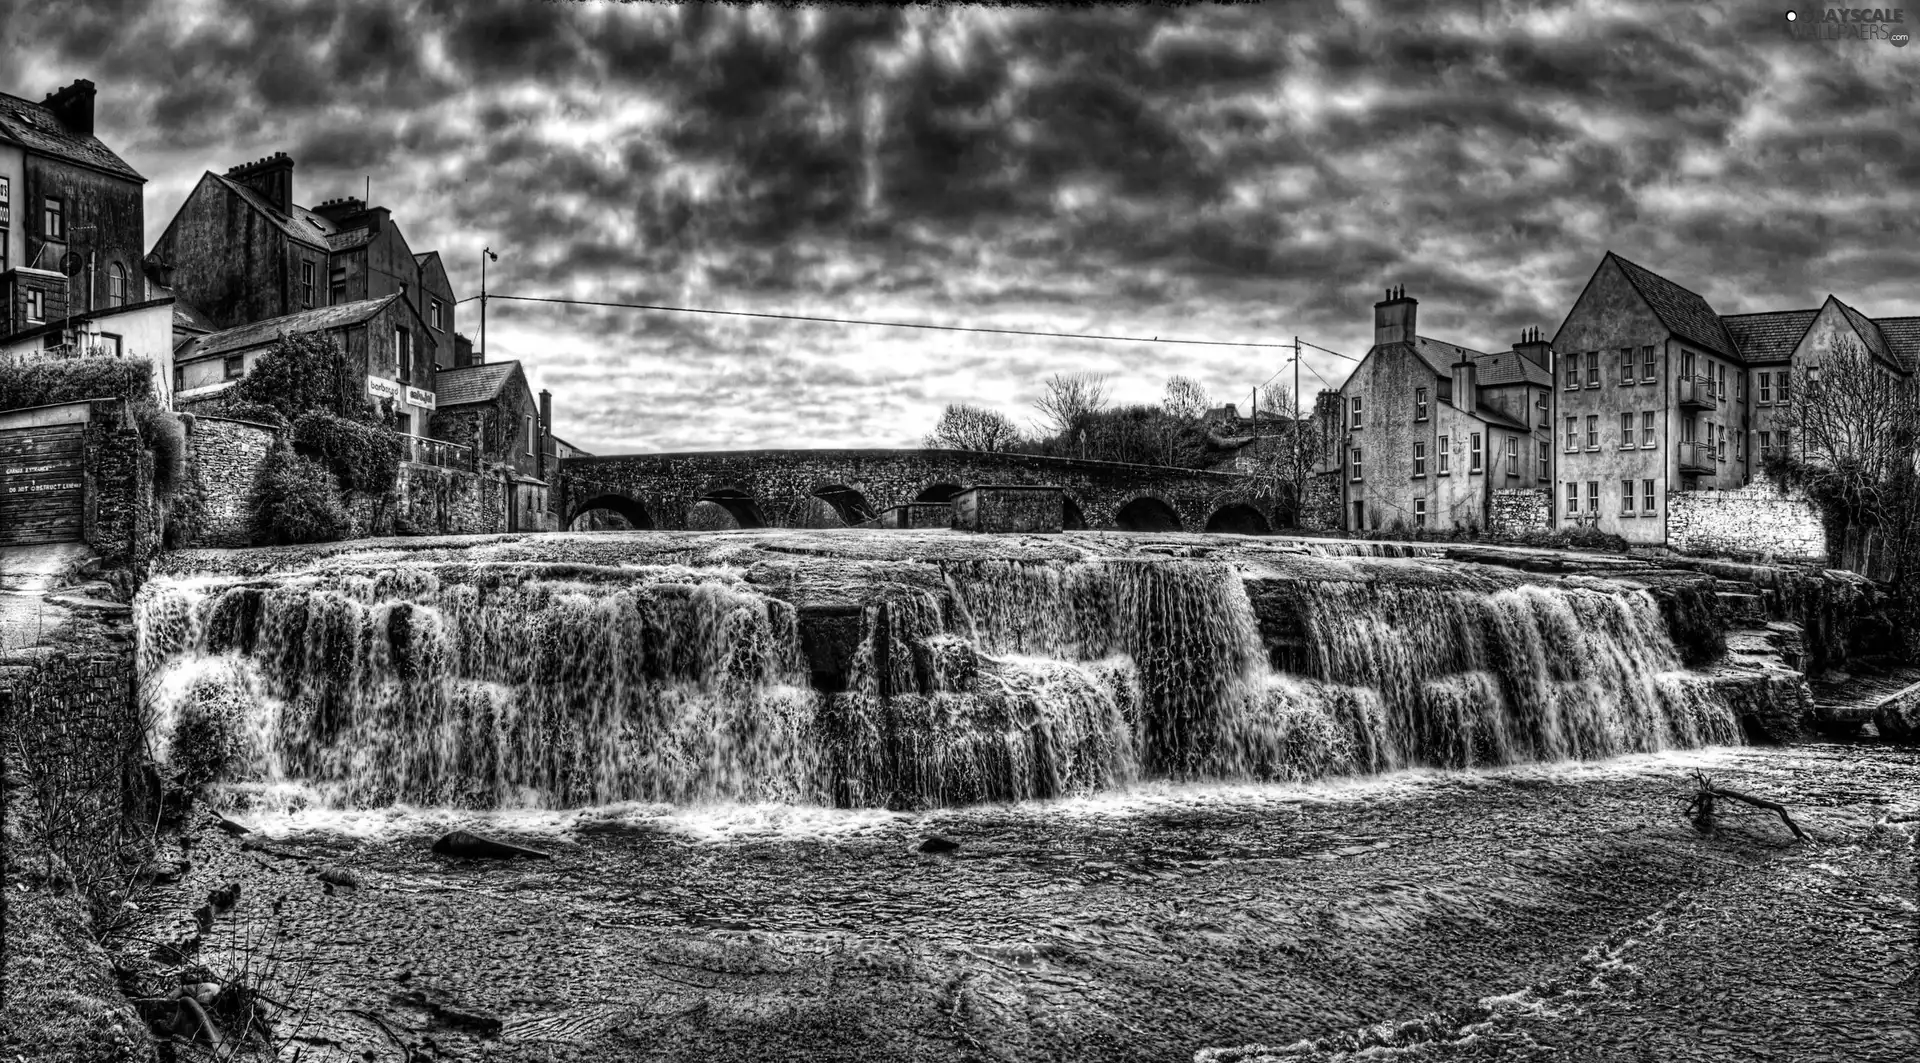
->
[1337, 289, 1555, 533]
[429, 360, 561, 531]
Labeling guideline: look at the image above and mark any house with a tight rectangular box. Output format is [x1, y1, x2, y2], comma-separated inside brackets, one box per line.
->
[428, 360, 561, 531]
[1337, 288, 1555, 532]
[1550, 251, 1919, 546]
[171, 295, 441, 439]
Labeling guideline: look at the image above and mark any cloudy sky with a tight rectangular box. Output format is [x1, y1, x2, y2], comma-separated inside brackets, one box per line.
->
[5, 0, 1916, 454]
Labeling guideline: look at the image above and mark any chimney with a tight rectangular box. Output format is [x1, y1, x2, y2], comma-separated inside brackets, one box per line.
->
[1513, 325, 1551, 369]
[453, 332, 474, 368]
[41, 79, 96, 136]
[312, 197, 367, 226]
[142, 252, 175, 291]
[1451, 355, 1479, 414]
[225, 152, 295, 216]
[1373, 284, 1417, 347]
[367, 206, 390, 237]
[538, 389, 553, 476]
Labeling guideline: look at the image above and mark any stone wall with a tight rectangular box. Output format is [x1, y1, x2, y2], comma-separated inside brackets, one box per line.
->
[81, 399, 156, 568]
[186, 415, 278, 547]
[1668, 474, 1827, 565]
[396, 462, 503, 535]
[1489, 487, 1552, 540]
[1297, 471, 1343, 531]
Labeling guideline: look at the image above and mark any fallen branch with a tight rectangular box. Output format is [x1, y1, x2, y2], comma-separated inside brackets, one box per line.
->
[1685, 770, 1809, 841]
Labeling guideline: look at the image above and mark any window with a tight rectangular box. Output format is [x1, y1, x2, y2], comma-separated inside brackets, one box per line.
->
[1536, 391, 1548, 428]
[1682, 350, 1696, 379]
[1415, 387, 1428, 421]
[1778, 427, 1790, 454]
[1760, 430, 1773, 454]
[1437, 436, 1450, 475]
[1619, 347, 1634, 382]
[1586, 481, 1599, 514]
[1565, 482, 1579, 515]
[43, 196, 63, 240]
[223, 355, 245, 381]
[108, 263, 127, 307]
[1470, 432, 1483, 473]
[1619, 412, 1635, 448]
[1717, 424, 1726, 461]
[1413, 442, 1427, 477]
[1621, 479, 1635, 515]
[330, 266, 347, 305]
[302, 261, 315, 308]
[1586, 414, 1599, 449]
[395, 327, 412, 381]
[0, 175, 9, 226]
[1643, 479, 1656, 513]
[1564, 416, 1578, 452]
[526, 415, 537, 456]
[1537, 440, 1549, 480]
[0, 229, 7, 273]
[1564, 358, 1580, 390]
[1641, 345, 1656, 382]
[1413, 498, 1427, 528]
[431, 298, 444, 331]
[1585, 351, 1600, 387]
[1350, 396, 1364, 429]
[1759, 372, 1773, 404]
[1778, 373, 1791, 404]
[1505, 435, 1517, 476]
[1641, 410, 1655, 448]
[25, 288, 44, 322]
[98, 332, 121, 357]
[1438, 377, 1452, 404]
[1350, 446, 1363, 481]
[171, 365, 184, 392]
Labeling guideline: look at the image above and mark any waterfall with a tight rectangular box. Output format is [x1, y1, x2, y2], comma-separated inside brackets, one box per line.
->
[135, 553, 1744, 812]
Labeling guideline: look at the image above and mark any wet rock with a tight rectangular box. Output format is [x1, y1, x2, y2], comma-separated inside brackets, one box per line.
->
[192, 905, 215, 933]
[313, 867, 363, 894]
[918, 835, 961, 854]
[393, 989, 504, 1038]
[207, 882, 241, 913]
[430, 829, 553, 860]
[213, 814, 253, 836]
[1872, 682, 1920, 742]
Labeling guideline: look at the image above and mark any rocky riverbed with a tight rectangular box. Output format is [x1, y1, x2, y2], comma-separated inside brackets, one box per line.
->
[120, 742, 1917, 1063]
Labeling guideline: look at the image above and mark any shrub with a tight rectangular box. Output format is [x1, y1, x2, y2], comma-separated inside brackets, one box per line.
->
[291, 410, 401, 496]
[228, 331, 373, 423]
[248, 443, 348, 545]
[0, 356, 152, 411]
[133, 405, 190, 500]
[165, 668, 256, 792]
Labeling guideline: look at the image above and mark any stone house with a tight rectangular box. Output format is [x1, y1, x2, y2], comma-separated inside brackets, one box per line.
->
[1337, 288, 1555, 533]
[1551, 252, 1918, 547]
[171, 294, 442, 439]
[429, 360, 560, 531]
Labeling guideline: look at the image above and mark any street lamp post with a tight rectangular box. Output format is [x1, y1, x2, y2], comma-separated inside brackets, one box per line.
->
[480, 246, 498, 364]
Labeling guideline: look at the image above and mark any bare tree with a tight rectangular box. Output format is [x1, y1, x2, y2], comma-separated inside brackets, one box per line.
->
[925, 403, 1023, 453]
[1259, 383, 1296, 423]
[1773, 332, 1920, 590]
[1033, 372, 1110, 438]
[1161, 375, 1211, 420]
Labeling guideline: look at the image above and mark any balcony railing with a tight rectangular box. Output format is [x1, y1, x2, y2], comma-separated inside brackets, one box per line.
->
[1677, 375, 1717, 410]
[1678, 439, 1716, 474]
[402, 433, 475, 471]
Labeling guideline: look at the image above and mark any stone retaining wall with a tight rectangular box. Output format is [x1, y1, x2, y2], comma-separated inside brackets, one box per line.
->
[186, 416, 278, 548]
[1298, 471, 1342, 531]
[1668, 475, 1827, 565]
[396, 463, 503, 535]
[1489, 487, 1551, 540]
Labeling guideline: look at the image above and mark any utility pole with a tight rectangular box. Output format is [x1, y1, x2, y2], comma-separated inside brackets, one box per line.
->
[480, 246, 498, 363]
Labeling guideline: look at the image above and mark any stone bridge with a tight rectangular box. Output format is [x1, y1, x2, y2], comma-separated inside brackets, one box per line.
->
[556, 449, 1278, 533]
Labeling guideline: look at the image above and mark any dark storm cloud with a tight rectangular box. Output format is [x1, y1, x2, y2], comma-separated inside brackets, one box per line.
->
[5, 0, 1915, 453]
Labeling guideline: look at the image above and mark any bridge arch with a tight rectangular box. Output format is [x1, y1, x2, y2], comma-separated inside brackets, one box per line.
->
[1205, 502, 1272, 536]
[1115, 494, 1183, 532]
[914, 482, 962, 504]
[1062, 493, 1088, 531]
[811, 483, 879, 527]
[569, 494, 654, 531]
[692, 488, 767, 530]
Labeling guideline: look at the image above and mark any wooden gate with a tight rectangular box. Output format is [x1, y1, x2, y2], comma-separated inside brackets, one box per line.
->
[0, 404, 89, 547]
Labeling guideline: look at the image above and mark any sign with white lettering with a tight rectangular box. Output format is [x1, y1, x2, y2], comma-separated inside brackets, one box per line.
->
[404, 386, 436, 411]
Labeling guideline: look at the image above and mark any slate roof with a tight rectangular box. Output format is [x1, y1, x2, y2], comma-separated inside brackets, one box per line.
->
[1607, 252, 1737, 357]
[1831, 297, 1902, 371]
[1473, 349, 1551, 387]
[175, 296, 399, 362]
[1407, 335, 1489, 377]
[0, 91, 143, 181]
[208, 173, 334, 249]
[171, 300, 221, 335]
[1473, 402, 1534, 434]
[328, 228, 375, 252]
[433, 361, 521, 406]
[1873, 317, 1920, 372]
[1721, 309, 1817, 365]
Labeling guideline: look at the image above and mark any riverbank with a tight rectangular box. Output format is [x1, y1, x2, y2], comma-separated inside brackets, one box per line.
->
[126, 743, 1917, 1062]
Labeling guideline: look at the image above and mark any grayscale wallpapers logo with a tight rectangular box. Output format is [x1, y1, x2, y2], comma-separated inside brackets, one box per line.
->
[1785, 8, 1910, 44]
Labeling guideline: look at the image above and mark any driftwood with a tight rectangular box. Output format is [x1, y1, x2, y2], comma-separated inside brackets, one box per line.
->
[1685, 770, 1809, 840]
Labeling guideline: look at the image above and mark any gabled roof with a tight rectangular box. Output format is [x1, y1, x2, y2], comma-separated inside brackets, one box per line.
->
[1606, 252, 1737, 357]
[1721, 309, 1817, 365]
[175, 296, 401, 362]
[207, 173, 334, 249]
[432, 361, 522, 407]
[172, 300, 220, 336]
[1473, 349, 1551, 387]
[1873, 317, 1920, 373]
[328, 228, 376, 252]
[0, 91, 143, 182]
[1830, 296, 1900, 371]
[1407, 335, 1489, 377]
[414, 252, 436, 267]
[1473, 402, 1533, 433]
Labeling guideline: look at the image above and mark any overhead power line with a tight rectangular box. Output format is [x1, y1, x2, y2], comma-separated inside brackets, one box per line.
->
[468, 292, 1304, 349]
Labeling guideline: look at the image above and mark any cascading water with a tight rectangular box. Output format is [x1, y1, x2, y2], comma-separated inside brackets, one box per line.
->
[135, 548, 1745, 812]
